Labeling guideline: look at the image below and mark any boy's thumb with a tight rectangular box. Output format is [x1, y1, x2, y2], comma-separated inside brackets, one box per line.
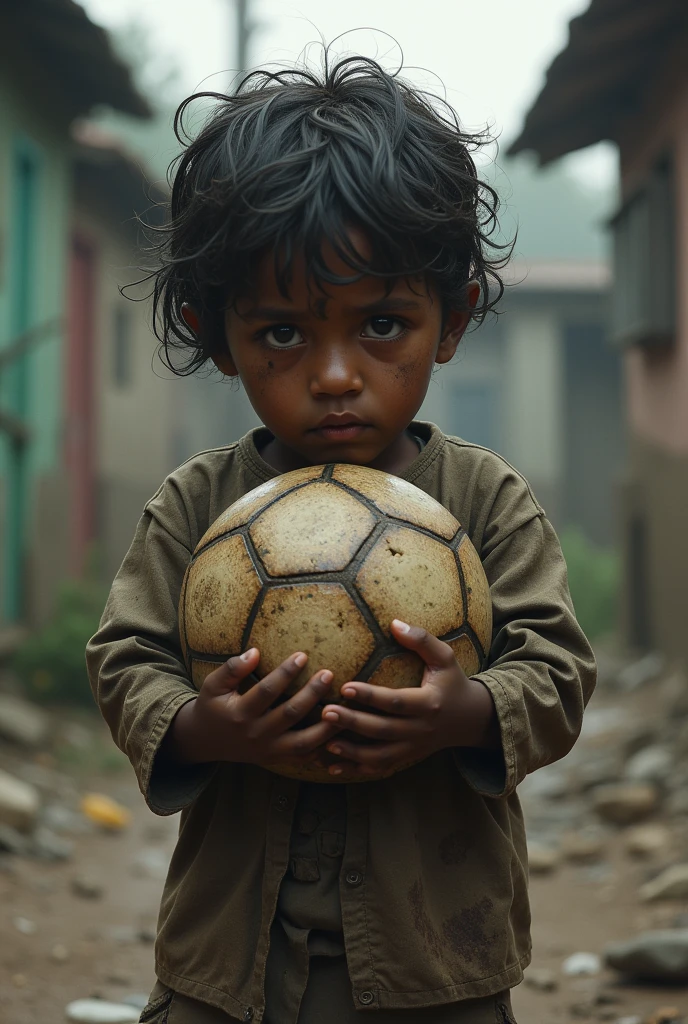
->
[203, 648, 259, 694]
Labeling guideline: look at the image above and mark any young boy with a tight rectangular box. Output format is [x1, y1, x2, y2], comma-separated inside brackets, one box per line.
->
[87, 55, 596, 1024]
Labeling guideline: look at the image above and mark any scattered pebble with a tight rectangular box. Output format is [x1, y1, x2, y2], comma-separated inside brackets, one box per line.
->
[562, 830, 607, 864]
[14, 915, 37, 935]
[604, 929, 688, 983]
[12, 973, 28, 988]
[50, 942, 70, 962]
[0, 768, 40, 832]
[31, 825, 74, 861]
[639, 865, 688, 903]
[524, 966, 559, 991]
[130, 846, 169, 880]
[562, 952, 602, 976]
[624, 745, 672, 786]
[71, 872, 105, 899]
[592, 783, 660, 825]
[625, 824, 671, 859]
[646, 1009, 683, 1024]
[527, 842, 560, 875]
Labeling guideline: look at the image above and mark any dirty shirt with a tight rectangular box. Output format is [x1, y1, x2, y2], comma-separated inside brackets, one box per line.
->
[86, 422, 596, 1022]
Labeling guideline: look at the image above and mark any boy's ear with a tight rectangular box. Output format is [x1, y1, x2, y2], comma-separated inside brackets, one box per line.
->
[181, 302, 238, 377]
[435, 280, 481, 365]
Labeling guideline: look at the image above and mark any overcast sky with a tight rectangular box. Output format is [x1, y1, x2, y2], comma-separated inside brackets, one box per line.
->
[80, 0, 615, 187]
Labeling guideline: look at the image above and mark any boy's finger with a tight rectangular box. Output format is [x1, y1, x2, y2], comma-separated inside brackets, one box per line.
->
[321, 702, 425, 736]
[239, 652, 308, 715]
[265, 670, 334, 734]
[325, 738, 411, 770]
[273, 718, 342, 758]
[202, 648, 260, 694]
[389, 620, 456, 671]
[330, 683, 427, 717]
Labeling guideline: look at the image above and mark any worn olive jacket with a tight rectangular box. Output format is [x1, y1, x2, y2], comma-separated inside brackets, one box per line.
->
[86, 423, 596, 1021]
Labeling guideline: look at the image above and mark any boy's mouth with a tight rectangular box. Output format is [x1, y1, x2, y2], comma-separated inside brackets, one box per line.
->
[311, 414, 370, 442]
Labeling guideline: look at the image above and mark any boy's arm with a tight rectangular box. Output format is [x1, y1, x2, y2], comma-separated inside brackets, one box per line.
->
[458, 512, 597, 797]
[86, 509, 209, 815]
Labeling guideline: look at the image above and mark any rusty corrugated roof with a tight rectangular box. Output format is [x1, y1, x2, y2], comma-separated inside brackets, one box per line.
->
[0, 0, 150, 119]
[509, 0, 688, 164]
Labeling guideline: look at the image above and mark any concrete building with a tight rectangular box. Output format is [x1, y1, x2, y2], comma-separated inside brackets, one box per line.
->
[510, 0, 688, 661]
[420, 161, 622, 546]
[0, 0, 149, 628]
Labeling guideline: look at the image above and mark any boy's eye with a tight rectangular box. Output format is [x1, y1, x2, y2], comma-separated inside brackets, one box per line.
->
[263, 325, 304, 349]
[361, 317, 406, 339]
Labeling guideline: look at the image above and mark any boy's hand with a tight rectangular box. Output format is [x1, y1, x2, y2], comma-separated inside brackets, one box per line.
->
[165, 648, 341, 768]
[320, 619, 500, 778]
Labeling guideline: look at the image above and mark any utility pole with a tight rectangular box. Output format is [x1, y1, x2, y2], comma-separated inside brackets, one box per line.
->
[234, 0, 252, 80]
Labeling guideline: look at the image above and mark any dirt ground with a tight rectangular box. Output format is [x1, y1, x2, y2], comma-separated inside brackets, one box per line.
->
[1, 679, 687, 1024]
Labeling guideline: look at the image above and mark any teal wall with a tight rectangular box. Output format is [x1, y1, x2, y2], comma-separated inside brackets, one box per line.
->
[0, 68, 70, 622]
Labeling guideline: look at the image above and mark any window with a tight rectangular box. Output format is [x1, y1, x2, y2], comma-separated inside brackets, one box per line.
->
[610, 156, 676, 347]
[112, 306, 132, 387]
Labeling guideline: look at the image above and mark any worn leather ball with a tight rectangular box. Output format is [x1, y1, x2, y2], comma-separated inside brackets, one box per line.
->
[179, 463, 492, 782]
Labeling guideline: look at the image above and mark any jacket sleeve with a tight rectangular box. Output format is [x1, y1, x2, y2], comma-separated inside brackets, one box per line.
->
[86, 508, 215, 815]
[456, 513, 597, 798]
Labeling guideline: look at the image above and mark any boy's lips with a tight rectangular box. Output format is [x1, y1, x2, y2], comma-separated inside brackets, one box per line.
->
[310, 414, 371, 442]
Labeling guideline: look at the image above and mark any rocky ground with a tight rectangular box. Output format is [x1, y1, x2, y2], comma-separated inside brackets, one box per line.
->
[1, 649, 688, 1024]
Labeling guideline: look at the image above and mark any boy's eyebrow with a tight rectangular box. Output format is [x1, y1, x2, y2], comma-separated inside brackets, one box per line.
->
[240, 297, 424, 321]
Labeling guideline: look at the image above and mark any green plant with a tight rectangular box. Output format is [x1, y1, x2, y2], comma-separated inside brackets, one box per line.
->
[559, 527, 619, 641]
[14, 579, 107, 705]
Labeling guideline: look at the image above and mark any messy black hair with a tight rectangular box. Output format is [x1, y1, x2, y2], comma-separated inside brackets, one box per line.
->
[148, 52, 510, 375]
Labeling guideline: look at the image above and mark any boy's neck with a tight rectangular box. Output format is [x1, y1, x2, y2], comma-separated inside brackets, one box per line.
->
[260, 429, 422, 477]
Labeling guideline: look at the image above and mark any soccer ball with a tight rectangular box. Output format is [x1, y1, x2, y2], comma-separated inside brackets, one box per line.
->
[179, 463, 492, 782]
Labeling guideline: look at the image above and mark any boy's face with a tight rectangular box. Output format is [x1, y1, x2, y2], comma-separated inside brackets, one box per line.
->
[210, 234, 477, 474]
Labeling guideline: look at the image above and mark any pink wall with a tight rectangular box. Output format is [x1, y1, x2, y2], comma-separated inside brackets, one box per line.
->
[621, 75, 688, 454]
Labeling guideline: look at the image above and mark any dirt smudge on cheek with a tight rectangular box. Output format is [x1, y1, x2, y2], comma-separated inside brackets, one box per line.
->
[394, 361, 419, 391]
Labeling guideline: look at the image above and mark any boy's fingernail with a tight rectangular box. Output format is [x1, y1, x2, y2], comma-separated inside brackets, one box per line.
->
[392, 619, 410, 633]
[324, 711, 339, 721]
[240, 649, 257, 662]
[293, 653, 307, 668]
[341, 686, 356, 698]
[320, 670, 333, 684]
[328, 745, 342, 755]
[329, 766, 343, 776]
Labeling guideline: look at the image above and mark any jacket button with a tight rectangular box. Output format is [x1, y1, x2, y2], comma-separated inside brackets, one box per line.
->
[346, 870, 363, 887]
[275, 794, 289, 810]
[358, 990, 374, 1005]
[242, 1008, 254, 1022]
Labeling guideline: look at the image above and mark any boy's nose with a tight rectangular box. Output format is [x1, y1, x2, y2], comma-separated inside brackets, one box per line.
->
[309, 345, 363, 398]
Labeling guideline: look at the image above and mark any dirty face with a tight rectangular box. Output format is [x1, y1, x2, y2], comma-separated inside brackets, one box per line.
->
[213, 233, 477, 475]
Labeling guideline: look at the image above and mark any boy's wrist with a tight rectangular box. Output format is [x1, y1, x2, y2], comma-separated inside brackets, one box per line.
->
[451, 678, 501, 752]
[162, 698, 209, 764]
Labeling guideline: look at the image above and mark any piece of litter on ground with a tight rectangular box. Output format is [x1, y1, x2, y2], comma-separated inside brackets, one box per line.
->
[562, 951, 602, 976]
[65, 998, 140, 1023]
[80, 793, 130, 830]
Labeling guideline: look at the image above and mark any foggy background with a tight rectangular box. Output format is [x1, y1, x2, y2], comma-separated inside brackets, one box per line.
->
[1, 1, 687, 1022]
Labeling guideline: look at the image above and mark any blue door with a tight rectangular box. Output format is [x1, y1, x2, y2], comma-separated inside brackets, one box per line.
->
[2, 143, 40, 621]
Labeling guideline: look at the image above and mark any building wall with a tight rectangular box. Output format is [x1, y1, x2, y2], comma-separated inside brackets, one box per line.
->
[0, 65, 71, 625]
[615, 52, 688, 659]
[418, 284, 620, 545]
[619, 62, 688, 455]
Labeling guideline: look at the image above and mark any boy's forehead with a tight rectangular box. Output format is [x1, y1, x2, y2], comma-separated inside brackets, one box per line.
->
[242, 239, 434, 318]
